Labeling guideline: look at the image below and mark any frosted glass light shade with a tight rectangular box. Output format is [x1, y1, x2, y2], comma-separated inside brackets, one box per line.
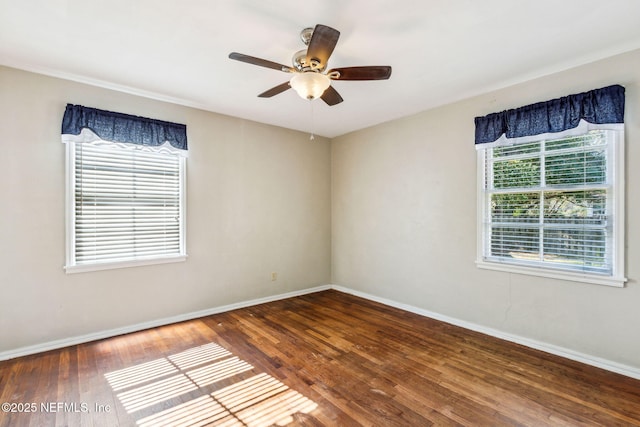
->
[290, 72, 331, 100]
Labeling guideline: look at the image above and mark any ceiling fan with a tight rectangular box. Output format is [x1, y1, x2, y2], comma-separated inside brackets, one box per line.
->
[228, 24, 392, 106]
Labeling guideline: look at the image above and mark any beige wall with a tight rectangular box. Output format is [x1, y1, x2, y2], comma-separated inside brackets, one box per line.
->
[0, 65, 331, 353]
[2, 48, 640, 372]
[332, 48, 640, 369]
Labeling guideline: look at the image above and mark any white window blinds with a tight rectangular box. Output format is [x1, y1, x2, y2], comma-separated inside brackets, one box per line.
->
[70, 141, 184, 267]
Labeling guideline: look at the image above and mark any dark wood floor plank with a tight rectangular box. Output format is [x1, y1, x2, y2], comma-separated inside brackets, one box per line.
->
[1, 289, 640, 426]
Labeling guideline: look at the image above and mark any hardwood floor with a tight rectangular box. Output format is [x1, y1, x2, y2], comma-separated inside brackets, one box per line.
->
[1, 290, 640, 426]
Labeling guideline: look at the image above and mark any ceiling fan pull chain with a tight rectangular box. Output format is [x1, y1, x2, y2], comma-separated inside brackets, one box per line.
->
[309, 99, 315, 140]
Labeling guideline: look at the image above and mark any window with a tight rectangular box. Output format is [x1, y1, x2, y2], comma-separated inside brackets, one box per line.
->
[62, 104, 187, 273]
[475, 86, 626, 287]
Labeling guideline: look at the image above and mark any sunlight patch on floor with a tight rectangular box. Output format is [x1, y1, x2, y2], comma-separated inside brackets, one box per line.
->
[212, 373, 289, 411]
[105, 358, 179, 391]
[136, 395, 241, 427]
[117, 374, 198, 412]
[104, 341, 318, 426]
[186, 357, 254, 387]
[168, 342, 232, 370]
[214, 374, 318, 427]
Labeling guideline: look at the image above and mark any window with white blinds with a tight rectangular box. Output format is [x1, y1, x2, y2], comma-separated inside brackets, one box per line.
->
[66, 141, 185, 272]
[477, 129, 625, 286]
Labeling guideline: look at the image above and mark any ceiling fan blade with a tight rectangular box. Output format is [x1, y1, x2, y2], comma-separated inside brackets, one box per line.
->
[258, 81, 291, 98]
[328, 66, 392, 80]
[229, 52, 294, 73]
[320, 85, 343, 106]
[306, 24, 340, 69]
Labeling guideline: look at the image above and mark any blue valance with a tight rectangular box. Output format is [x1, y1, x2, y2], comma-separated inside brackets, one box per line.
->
[474, 85, 625, 145]
[61, 104, 187, 151]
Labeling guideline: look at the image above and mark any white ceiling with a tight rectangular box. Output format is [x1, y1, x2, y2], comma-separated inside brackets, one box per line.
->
[2, 0, 640, 138]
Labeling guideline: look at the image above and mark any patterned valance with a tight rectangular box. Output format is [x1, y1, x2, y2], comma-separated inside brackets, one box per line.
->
[475, 85, 625, 145]
[61, 104, 187, 152]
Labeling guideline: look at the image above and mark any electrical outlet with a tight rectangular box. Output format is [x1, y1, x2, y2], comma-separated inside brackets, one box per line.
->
[271, 272, 277, 281]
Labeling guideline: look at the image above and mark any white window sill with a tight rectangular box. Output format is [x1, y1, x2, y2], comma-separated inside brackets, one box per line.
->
[65, 255, 187, 274]
[476, 260, 626, 288]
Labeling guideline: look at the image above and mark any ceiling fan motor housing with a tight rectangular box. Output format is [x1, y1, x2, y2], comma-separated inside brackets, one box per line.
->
[292, 49, 323, 72]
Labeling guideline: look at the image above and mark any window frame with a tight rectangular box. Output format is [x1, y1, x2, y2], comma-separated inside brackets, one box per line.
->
[64, 140, 187, 274]
[476, 129, 626, 287]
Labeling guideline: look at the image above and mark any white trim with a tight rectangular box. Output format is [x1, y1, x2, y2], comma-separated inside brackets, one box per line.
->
[613, 128, 626, 286]
[65, 141, 74, 270]
[331, 285, 640, 380]
[64, 141, 187, 273]
[180, 155, 187, 261]
[64, 255, 188, 274]
[476, 129, 626, 287]
[3, 60, 214, 116]
[2, 283, 638, 380]
[475, 260, 627, 288]
[0, 285, 331, 362]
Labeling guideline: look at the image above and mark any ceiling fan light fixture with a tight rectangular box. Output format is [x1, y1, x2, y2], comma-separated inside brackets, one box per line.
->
[290, 72, 330, 100]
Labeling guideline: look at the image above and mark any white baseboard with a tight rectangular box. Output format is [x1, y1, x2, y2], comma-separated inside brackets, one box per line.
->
[3, 283, 639, 381]
[331, 284, 640, 381]
[0, 285, 331, 362]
